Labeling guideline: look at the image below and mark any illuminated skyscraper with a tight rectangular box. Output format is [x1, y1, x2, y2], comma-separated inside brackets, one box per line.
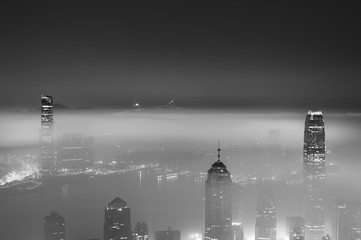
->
[44, 212, 65, 240]
[286, 216, 305, 240]
[104, 197, 132, 240]
[303, 110, 326, 240]
[40, 95, 55, 175]
[155, 227, 181, 240]
[255, 188, 277, 240]
[334, 199, 361, 240]
[134, 222, 149, 240]
[204, 143, 233, 240]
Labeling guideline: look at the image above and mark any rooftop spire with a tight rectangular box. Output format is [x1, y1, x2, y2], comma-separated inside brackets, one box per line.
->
[217, 140, 221, 161]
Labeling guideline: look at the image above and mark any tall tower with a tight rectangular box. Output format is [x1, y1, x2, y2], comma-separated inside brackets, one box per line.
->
[255, 188, 277, 240]
[44, 212, 65, 240]
[104, 197, 132, 240]
[40, 95, 55, 175]
[204, 142, 233, 240]
[303, 110, 326, 240]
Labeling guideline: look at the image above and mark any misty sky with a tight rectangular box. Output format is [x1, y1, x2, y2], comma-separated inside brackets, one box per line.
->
[0, 2, 360, 111]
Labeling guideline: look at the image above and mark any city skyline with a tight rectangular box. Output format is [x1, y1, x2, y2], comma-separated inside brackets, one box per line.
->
[1, 2, 361, 240]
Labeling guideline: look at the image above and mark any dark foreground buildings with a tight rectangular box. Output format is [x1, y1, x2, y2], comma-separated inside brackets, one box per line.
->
[303, 110, 326, 240]
[44, 212, 65, 240]
[204, 144, 233, 240]
[104, 197, 132, 240]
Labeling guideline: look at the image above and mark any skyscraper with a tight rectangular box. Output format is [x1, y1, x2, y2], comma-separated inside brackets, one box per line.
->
[134, 222, 149, 240]
[334, 199, 361, 240]
[255, 188, 277, 240]
[40, 95, 55, 175]
[286, 216, 305, 240]
[57, 133, 95, 172]
[204, 143, 233, 240]
[44, 212, 65, 240]
[303, 110, 326, 240]
[104, 197, 132, 240]
[155, 227, 181, 240]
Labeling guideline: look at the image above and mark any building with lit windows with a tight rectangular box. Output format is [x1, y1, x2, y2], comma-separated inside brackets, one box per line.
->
[40, 95, 55, 175]
[57, 134, 95, 172]
[134, 222, 149, 240]
[286, 216, 305, 240]
[334, 199, 361, 240]
[204, 143, 233, 240]
[303, 110, 326, 240]
[104, 197, 132, 240]
[155, 227, 180, 240]
[44, 212, 65, 240]
[255, 188, 277, 240]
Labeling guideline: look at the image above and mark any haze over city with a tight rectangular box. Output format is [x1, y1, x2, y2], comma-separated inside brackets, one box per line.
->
[0, 2, 360, 240]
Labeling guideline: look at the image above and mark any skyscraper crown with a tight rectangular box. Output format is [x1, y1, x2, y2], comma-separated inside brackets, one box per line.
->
[107, 197, 127, 210]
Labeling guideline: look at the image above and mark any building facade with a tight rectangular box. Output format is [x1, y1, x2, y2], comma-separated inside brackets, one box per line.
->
[155, 227, 180, 240]
[134, 222, 149, 240]
[334, 199, 361, 240]
[57, 133, 95, 172]
[286, 216, 305, 240]
[40, 95, 55, 175]
[104, 197, 132, 240]
[204, 145, 233, 240]
[44, 212, 65, 240]
[255, 188, 277, 240]
[303, 110, 326, 240]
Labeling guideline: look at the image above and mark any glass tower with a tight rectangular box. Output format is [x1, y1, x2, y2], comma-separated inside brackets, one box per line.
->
[303, 110, 326, 240]
[204, 144, 233, 240]
[40, 95, 54, 175]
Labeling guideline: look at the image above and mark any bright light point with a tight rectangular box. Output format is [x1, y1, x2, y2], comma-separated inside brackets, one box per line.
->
[188, 233, 202, 240]
[168, 100, 174, 105]
[133, 103, 140, 107]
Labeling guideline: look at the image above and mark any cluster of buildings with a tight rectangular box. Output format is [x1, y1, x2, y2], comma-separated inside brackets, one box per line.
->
[39, 96, 360, 240]
[44, 197, 180, 240]
[40, 95, 95, 175]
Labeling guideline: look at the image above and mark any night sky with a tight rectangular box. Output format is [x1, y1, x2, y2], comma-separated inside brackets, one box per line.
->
[1, 2, 360, 111]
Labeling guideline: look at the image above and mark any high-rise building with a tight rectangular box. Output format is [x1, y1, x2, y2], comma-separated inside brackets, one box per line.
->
[255, 188, 277, 240]
[155, 227, 181, 240]
[57, 134, 95, 172]
[134, 222, 149, 240]
[40, 95, 55, 175]
[232, 222, 244, 240]
[232, 183, 244, 240]
[204, 143, 233, 240]
[303, 110, 326, 240]
[104, 197, 132, 240]
[286, 216, 305, 240]
[44, 212, 65, 240]
[334, 199, 361, 240]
